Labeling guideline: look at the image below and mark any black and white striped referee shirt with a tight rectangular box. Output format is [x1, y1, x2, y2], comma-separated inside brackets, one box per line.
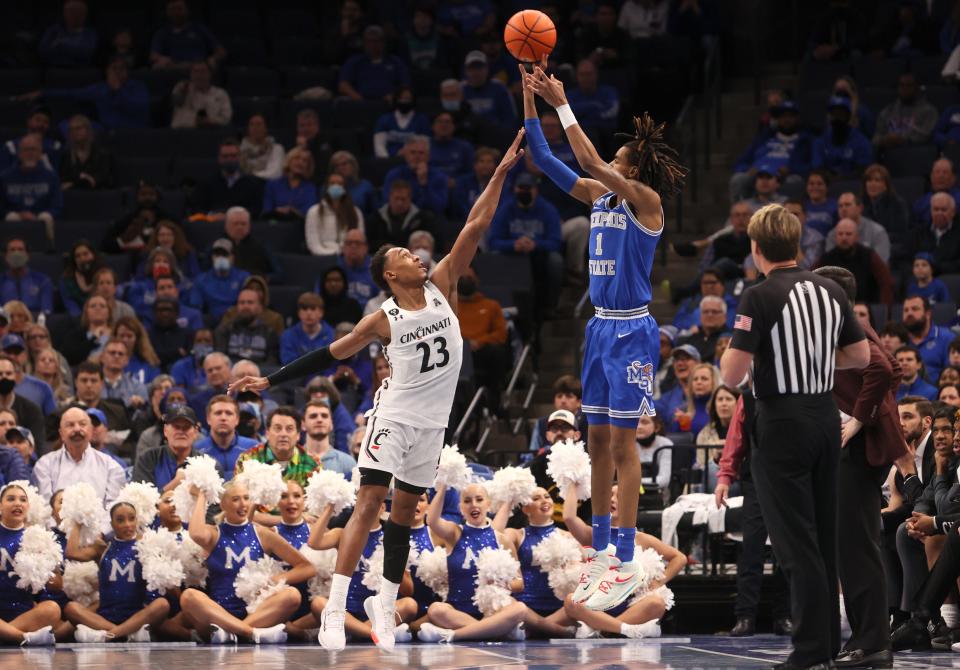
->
[728, 267, 865, 399]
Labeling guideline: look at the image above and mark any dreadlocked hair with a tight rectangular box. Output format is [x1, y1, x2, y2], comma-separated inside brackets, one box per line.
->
[615, 112, 687, 199]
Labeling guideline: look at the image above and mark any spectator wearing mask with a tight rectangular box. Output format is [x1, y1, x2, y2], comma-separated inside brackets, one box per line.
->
[261, 147, 318, 221]
[170, 60, 232, 129]
[239, 113, 284, 181]
[429, 112, 475, 184]
[99, 338, 147, 409]
[142, 219, 200, 278]
[457, 266, 508, 409]
[213, 289, 278, 365]
[195, 395, 258, 480]
[873, 73, 938, 151]
[529, 375, 588, 454]
[301, 400, 356, 478]
[27, 56, 149, 130]
[149, 0, 225, 69]
[817, 218, 894, 304]
[461, 50, 516, 128]
[783, 200, 825, 270]
[861, 163, 911, 262]
[34, 406, 124, 505]
[488, 173, 564, 314]
[730, 99, 811, 201]
[906, 252, 950, 304]
[565, 59, 620, 131]
[452, 147, 499, 221]
[102, 181, 172, 254]
[811, 96, 873, 177]
[148, 298, 192, 368]
[280, 293, 335, 366]
[328, 150, 378, 219]
[373, 88, 431, 159]
[187, 352, 231, 420]
[367, 180, 438, 252]
[58, 114, 113, 191]
[912, 158, 960, 226]
[915, 192, 960, 274]
[437, 79, 487, 146]
[338, 25, 410, 103]
[123, 247, 185, 321]
[895, 347, 938, 401]
[186, 238, 250, 321]
[170, 328, 212, 390]
[901, 295, 955, 382]
[188, 137, 263, 220]
[0, 238, 52, 316]
[223, 206, 280, 280]
[305, 173, 364, 256]
[382, 135, 448, 215]
[677, 295, 729, 363]
[38, 0, 98, 67]
[407, 230, 438, 276]
[825, 191, 891, 263]
[315, 266, 362, 328]
[0, 133, 62, 242]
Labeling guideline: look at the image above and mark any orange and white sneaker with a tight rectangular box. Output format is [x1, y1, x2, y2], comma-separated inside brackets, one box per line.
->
[572, 547, 610, 604]
[583, 555, 641, 611]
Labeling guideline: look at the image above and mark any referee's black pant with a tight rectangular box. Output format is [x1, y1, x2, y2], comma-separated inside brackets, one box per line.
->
[837, 434, 890, 653]
[752, 395, 840, 667]
[734, 477, 791, 622]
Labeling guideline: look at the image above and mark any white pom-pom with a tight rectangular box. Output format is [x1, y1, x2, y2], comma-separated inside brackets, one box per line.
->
[170, 454, 224, 519]
[634, 547, 666, 591]
[12, 526, 63, 593]
[7, 480, 52, 528]
[304, 470, 356, 516]
[473, 583, 514, 617]
[300, 546, 337, 599]
[360, 543, 384, 592]
[411, 546, 448, 600]
[433, 445, 472, 491]
[629, 584, 675, 611]
[62, 560, 98, 606]
[116, 482, 161, 529]
[178, 536, 208, 587]
[136, 528, 185, 594]
[487, 467, 536, 510]
[236, 461, 286, 508]
[58, 483, 110, 546]
[531, 530, 584, 600]
[547, 562, 583, 600]
[350, 465, 361, 491]
[234, 557, 287, 613]
[472, 547, 519, 616]
[546, 439, 591, 500]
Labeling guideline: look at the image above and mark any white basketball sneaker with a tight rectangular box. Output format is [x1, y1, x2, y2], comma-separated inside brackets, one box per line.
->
[127, 625, 151, 642]
[417, 623, 454, 643]
[21, 626, 55, 646]
[318, 608, 346, 651]
[583, 555, 642, 611]
[74, 624, 109, 643]
[252, 624, 287, 644]
[393, 623, 412, 643]
[572, 547, 609, 604]
[622, 620, 662, 639]
[210, 624, 238, 645]
[363, 594, 396, 651]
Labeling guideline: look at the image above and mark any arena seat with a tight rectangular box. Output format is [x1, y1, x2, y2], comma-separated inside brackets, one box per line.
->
[170, 157, 218, 187]
[276, 98, 333, 127]
[108, 128, 178, 159]
[231, 96, 279, 127]
[0, 69, 41, 97]
[282, 67, 338, 97]
[251, 220, 304, 253]
[276, 253, 338, 285]
[54, 220, 114, 253]
[172, 129, 230, 158]
[221, 35, 268, 67]
[44, 68, 102, 89]
[226, 65, 280, 97]
[799, 60, 850, 91]
[0, 220, 50, 253]
[798, 90, 828, 132]
[28, 254, 64, 282]
[266, 285, 304, 324]
[184, 223, 225, 254]
[925, 85, 960, 112]
[472, 253, 534, 292]
[134, 69, 183, 99]
[881, 144, 938, 177]
[104, 253, 136, 282]
[114, 156, 171, 188]
[852, 58, 906, 88]
[892, 176, 925, 205]
[932, 301, 957, 326]
[359, 157, 403, 189]
[329, 99, 388, 130]
[267, 10, 319, 39]
[0, 100, 34, 127]
[941, 274, 960, 303]
[62, 188, 125, 220]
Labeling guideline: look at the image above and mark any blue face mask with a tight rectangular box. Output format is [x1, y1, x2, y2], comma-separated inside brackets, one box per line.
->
[441, 99, 460, 112]
[193, 343, 212, 360]
[212, 256, 231, 273]
[327, 184, 346, 200]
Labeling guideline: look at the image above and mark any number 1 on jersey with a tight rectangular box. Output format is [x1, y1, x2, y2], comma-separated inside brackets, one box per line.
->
[594, 232, 603, 255]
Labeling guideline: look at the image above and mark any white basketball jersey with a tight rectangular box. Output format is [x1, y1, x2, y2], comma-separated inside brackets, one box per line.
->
[370, 281, 463, 429]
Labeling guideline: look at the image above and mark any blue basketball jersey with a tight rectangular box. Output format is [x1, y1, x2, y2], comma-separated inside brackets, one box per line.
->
[517, 524, 563, 614]
[346, 526, 383, 615]
[98, 539, 151, 624]
[0, 525, 34, 617]
[446, 523, 498, 616]
[409, 524, 439, 613]
[206, 521, 265, 617]
[588, 192, 661, 310]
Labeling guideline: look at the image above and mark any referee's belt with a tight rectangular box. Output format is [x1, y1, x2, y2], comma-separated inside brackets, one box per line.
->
[594, 305, 650, 319]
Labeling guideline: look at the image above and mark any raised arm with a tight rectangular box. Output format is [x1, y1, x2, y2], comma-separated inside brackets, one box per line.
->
[306, 503, 341, 550]
[431, 128, 526, 297]
[260, 531, 316, 585]
[65, 524, 105, 562]
[426, 485, 460, 547]
[561, 484, 592, 546]
[188, 490, 218, 552]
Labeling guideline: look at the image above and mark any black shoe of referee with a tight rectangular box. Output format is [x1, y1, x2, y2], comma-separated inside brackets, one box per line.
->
[890, 616, 931, 651]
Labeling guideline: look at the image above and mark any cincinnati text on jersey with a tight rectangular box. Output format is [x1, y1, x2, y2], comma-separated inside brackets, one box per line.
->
[398, 317, 453, 344]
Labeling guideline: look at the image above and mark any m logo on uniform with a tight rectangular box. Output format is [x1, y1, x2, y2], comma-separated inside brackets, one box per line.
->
[626, 361, 654, 394]
[109, 559, 137, 583]
[225, 546, 252, 569]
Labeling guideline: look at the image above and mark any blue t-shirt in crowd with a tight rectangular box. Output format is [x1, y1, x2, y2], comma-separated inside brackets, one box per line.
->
[15, 375, 56, 414]
[430, 137, 475, 179]
[462, 80, 516, 127]
[0, 269, 53, 314]
[151, 22, 221, 62]
[195, 433, 259, 481]
[262, 177, 318, 218]
[280, 321, 335, 366]
[374, 112, 431, 157]
[0, 164, 63, 216]
[45, 80, 150, 129]
[733, 129, 813, 176]
[906, 278, 951, 304]
[187, 267, 251, 321]
[566, 85, 621, 130]
[804, 198, 838, 236]
[912, 187, 960, 226]
[934, 105, 960, 147]
[337, 255, 379, 309]
[912, 325, 955, 384]
[488, 196, 562, 253]
[339, 54, 410, 101]
[437, 1, 494, 34]
[39, 23, 98, 67]
[811, 126, 873, 176]
[382, 164, 448, 215]
[170, 355, 206, 390]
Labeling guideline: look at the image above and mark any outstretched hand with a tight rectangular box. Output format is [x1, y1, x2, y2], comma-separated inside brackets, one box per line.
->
[227, 375, 270, 395]
[529, 65, 567, 108]
[495, 127, 526, 174]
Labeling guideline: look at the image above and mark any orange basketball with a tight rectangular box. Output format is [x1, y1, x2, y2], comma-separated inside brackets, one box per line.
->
[504, 10, 556, 63]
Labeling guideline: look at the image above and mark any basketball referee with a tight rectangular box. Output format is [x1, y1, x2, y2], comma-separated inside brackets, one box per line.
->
[720, 204, 870, 670]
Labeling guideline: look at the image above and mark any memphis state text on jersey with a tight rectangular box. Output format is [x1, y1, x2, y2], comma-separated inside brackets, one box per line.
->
[588, 208, 628, 277]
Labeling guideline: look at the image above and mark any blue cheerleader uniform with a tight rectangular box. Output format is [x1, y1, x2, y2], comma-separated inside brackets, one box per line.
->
[517, 524, 564, 616]
[37, 528, 68, 609]
[446, 523, 498, 619]
[205, 521, 265, 619]
[97, 539, 159, 624]
[409, 525, 439, 617]
[276, 520, 311, 619]
[0, 525, 38, 620]
[344, 527, 383, 621]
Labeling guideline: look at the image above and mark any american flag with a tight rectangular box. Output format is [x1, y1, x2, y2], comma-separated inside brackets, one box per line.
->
[734, 314, 752, 332]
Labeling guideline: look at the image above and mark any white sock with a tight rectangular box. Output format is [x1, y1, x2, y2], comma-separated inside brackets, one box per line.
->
[620, 622, 633, 635]
[942, 603, 960, 628]
[380, 578, 400, 614]
[328, 573, 351, 611]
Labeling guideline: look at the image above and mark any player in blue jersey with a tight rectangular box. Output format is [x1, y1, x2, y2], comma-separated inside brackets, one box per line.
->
[64, 501, 171, 642]
[521, 62, 686, 611]
[0, 484, 59, 646]
[304, 500, 417, 647]
[180, 479, 315, 644]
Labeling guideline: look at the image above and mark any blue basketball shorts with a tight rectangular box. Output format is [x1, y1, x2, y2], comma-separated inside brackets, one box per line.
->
[581, 313, 659, 428]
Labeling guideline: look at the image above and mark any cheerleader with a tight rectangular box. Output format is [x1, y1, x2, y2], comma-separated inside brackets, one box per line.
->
[418, 483, 528, 643]
[156, 490, 184, 535]
[38, 489, 74, 641]
[0, 484, 59, 645]
[492, 487, 576, 638]
[179, 480, 314, 644]
[272, 481, 314, 640]
[153, 490, 192, 642]
[409, 492, 443, 627]
[64, 501, 171, 642]
[560, 484, 686, 638]
[307, 501, 417, 647]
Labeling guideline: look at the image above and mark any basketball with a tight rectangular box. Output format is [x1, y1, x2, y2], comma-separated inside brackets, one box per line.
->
[503, 9, 556, 63]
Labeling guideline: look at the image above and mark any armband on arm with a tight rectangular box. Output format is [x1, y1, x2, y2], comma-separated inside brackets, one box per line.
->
[266, 346, 337, 387]
[523, 118, 579, 194]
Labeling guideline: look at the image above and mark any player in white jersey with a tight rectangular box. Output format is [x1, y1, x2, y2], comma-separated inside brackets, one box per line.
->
[229, 128, 526, 653]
